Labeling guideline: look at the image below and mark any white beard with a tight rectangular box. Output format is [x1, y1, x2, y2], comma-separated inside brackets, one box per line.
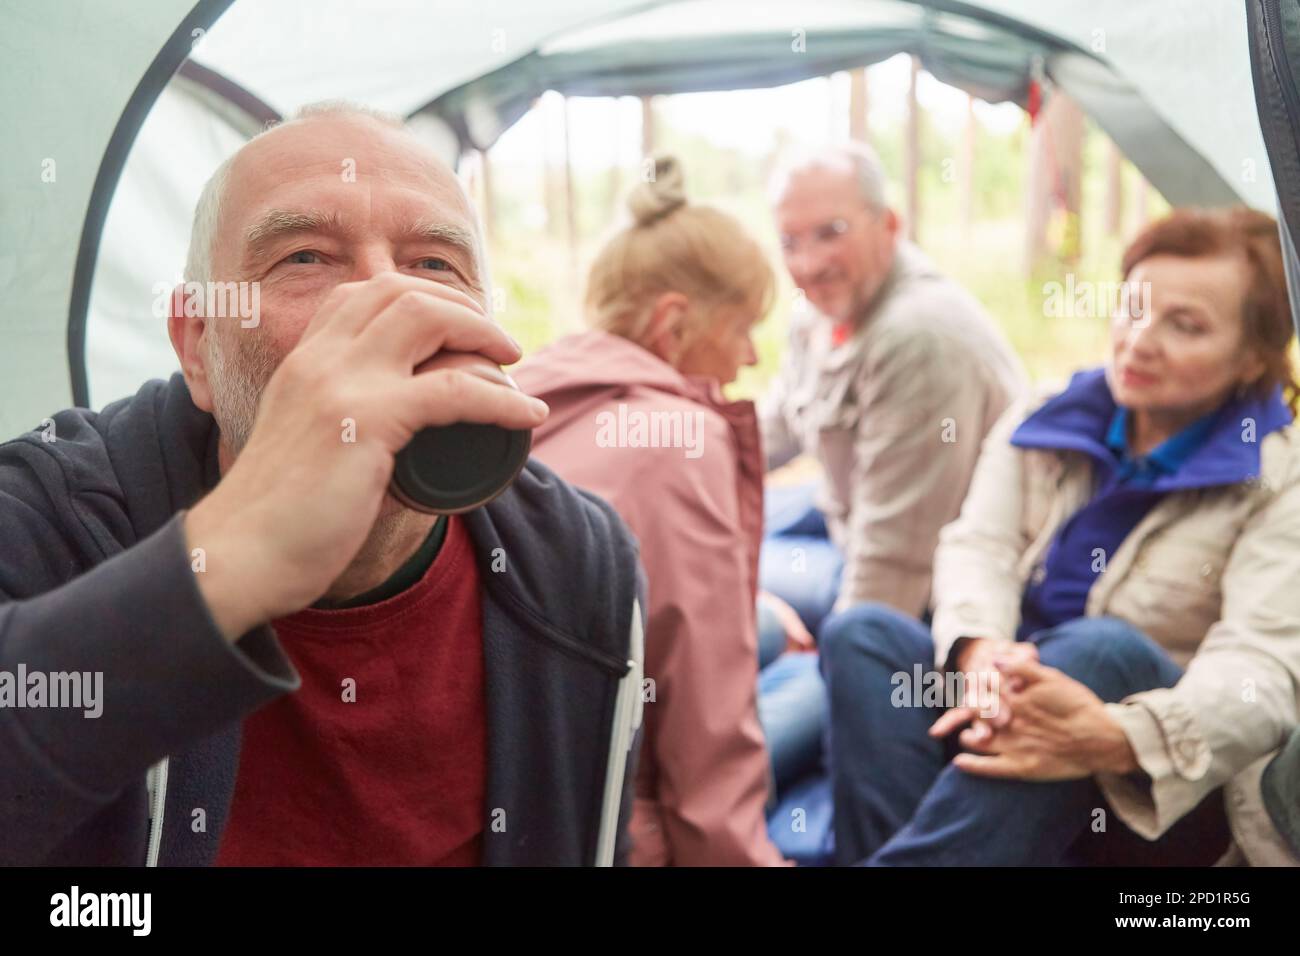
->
[204, 325, 279, 454]
[203, 323, 437, 603]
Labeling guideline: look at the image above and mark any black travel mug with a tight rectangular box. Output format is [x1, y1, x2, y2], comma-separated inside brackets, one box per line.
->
[388, 352, 532, 514]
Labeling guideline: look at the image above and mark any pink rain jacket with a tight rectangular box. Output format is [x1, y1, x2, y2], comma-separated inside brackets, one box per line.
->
[513, 330, 787, 866]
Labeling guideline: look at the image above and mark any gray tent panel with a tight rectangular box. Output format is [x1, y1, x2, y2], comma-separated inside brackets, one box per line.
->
[421, 10, 1049, 149]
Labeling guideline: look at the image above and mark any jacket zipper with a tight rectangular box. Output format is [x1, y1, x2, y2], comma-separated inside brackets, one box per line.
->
[594, 599, 644, 866]
[146, 757, 168, 867]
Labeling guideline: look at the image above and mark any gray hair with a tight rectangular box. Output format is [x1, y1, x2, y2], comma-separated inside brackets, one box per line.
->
[768, 141, 890, 211]
[183, 100, 486, 289]
[184, 157, 231, 285]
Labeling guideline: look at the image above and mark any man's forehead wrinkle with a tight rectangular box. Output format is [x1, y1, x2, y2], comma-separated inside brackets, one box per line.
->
[222, 117, 483, 278]
[237, 160, 465, 230]
[231, 115, 468, 205]
[286, 124, 446, 182]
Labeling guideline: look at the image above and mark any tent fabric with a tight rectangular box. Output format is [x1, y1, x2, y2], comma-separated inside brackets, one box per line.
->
[1248, 0, 1300, 337]
[1047, 52, 1244, 209]
[422, 1, 1045, 150]
[979, 1, 1275, 211]
[0, 0, 1281, 433]
[422, 0, 1274, 210]
[0, 0, 209, 437]
[184, 0, 657, 116]
[87, 79, 250, 409]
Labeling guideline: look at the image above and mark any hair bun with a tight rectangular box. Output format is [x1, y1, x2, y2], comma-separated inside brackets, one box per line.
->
[627, 154, 687, 225]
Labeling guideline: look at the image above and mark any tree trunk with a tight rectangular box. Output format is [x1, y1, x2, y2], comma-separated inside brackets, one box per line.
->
[1104, 139, 1123, 237]
[640, 95, 655, 156]
[849, 67, 869, 143]
[905, 56, 921, 242]
[1133, 174, 1150, 231]
[961, 94, 976, 238]
[561, 95, 578, 282]
[478, 147, 496, 245]
[606, 98, 623, 218]
[539, 96, 559, 240]
[1024, 89, 1084, 273]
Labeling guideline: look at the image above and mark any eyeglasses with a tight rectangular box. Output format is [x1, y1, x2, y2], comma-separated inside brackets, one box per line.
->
[778, 217, 853, 256]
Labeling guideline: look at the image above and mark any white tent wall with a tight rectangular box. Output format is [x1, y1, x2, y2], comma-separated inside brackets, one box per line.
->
[86, 81, 250, 409]
[0, 0, 197, 437]
[185, 0, 656, 116]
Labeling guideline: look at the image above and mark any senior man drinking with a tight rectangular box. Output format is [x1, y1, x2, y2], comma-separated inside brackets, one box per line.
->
[0, 103, 643, 867]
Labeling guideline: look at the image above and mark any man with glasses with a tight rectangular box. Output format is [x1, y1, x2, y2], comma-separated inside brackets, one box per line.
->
[759, 143, 1026, 637]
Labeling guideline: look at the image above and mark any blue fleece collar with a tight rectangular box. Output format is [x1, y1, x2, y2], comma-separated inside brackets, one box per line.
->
[1103, 406, 1219, 485]
[1010, 367, 1291, 491]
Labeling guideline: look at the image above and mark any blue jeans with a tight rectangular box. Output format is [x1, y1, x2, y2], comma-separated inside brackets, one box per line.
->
[758, 651, 826, 795]
[756, 598, 788, 671]
[820, 603, 1231, 866]
[760, 483, 843, 635]
[756, 597, 827, 795]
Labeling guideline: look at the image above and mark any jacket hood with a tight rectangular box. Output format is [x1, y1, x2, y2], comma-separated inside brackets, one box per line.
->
[515, 329, 724, 408]
[1011, 366, 1294, 492]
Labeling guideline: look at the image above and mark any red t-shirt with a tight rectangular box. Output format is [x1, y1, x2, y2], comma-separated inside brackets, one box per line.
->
[216, 515, 486, 866]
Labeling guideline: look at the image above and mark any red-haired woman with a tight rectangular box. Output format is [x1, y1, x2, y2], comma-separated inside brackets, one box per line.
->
[822, 207, 1300, 866]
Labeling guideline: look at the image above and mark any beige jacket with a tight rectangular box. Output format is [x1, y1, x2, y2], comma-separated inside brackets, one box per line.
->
[931, 383, 1300, 865]
[761, 241, 1027, 617]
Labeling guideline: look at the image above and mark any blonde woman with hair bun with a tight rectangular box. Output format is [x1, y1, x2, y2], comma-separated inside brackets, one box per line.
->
[514, 155, 799, 866]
